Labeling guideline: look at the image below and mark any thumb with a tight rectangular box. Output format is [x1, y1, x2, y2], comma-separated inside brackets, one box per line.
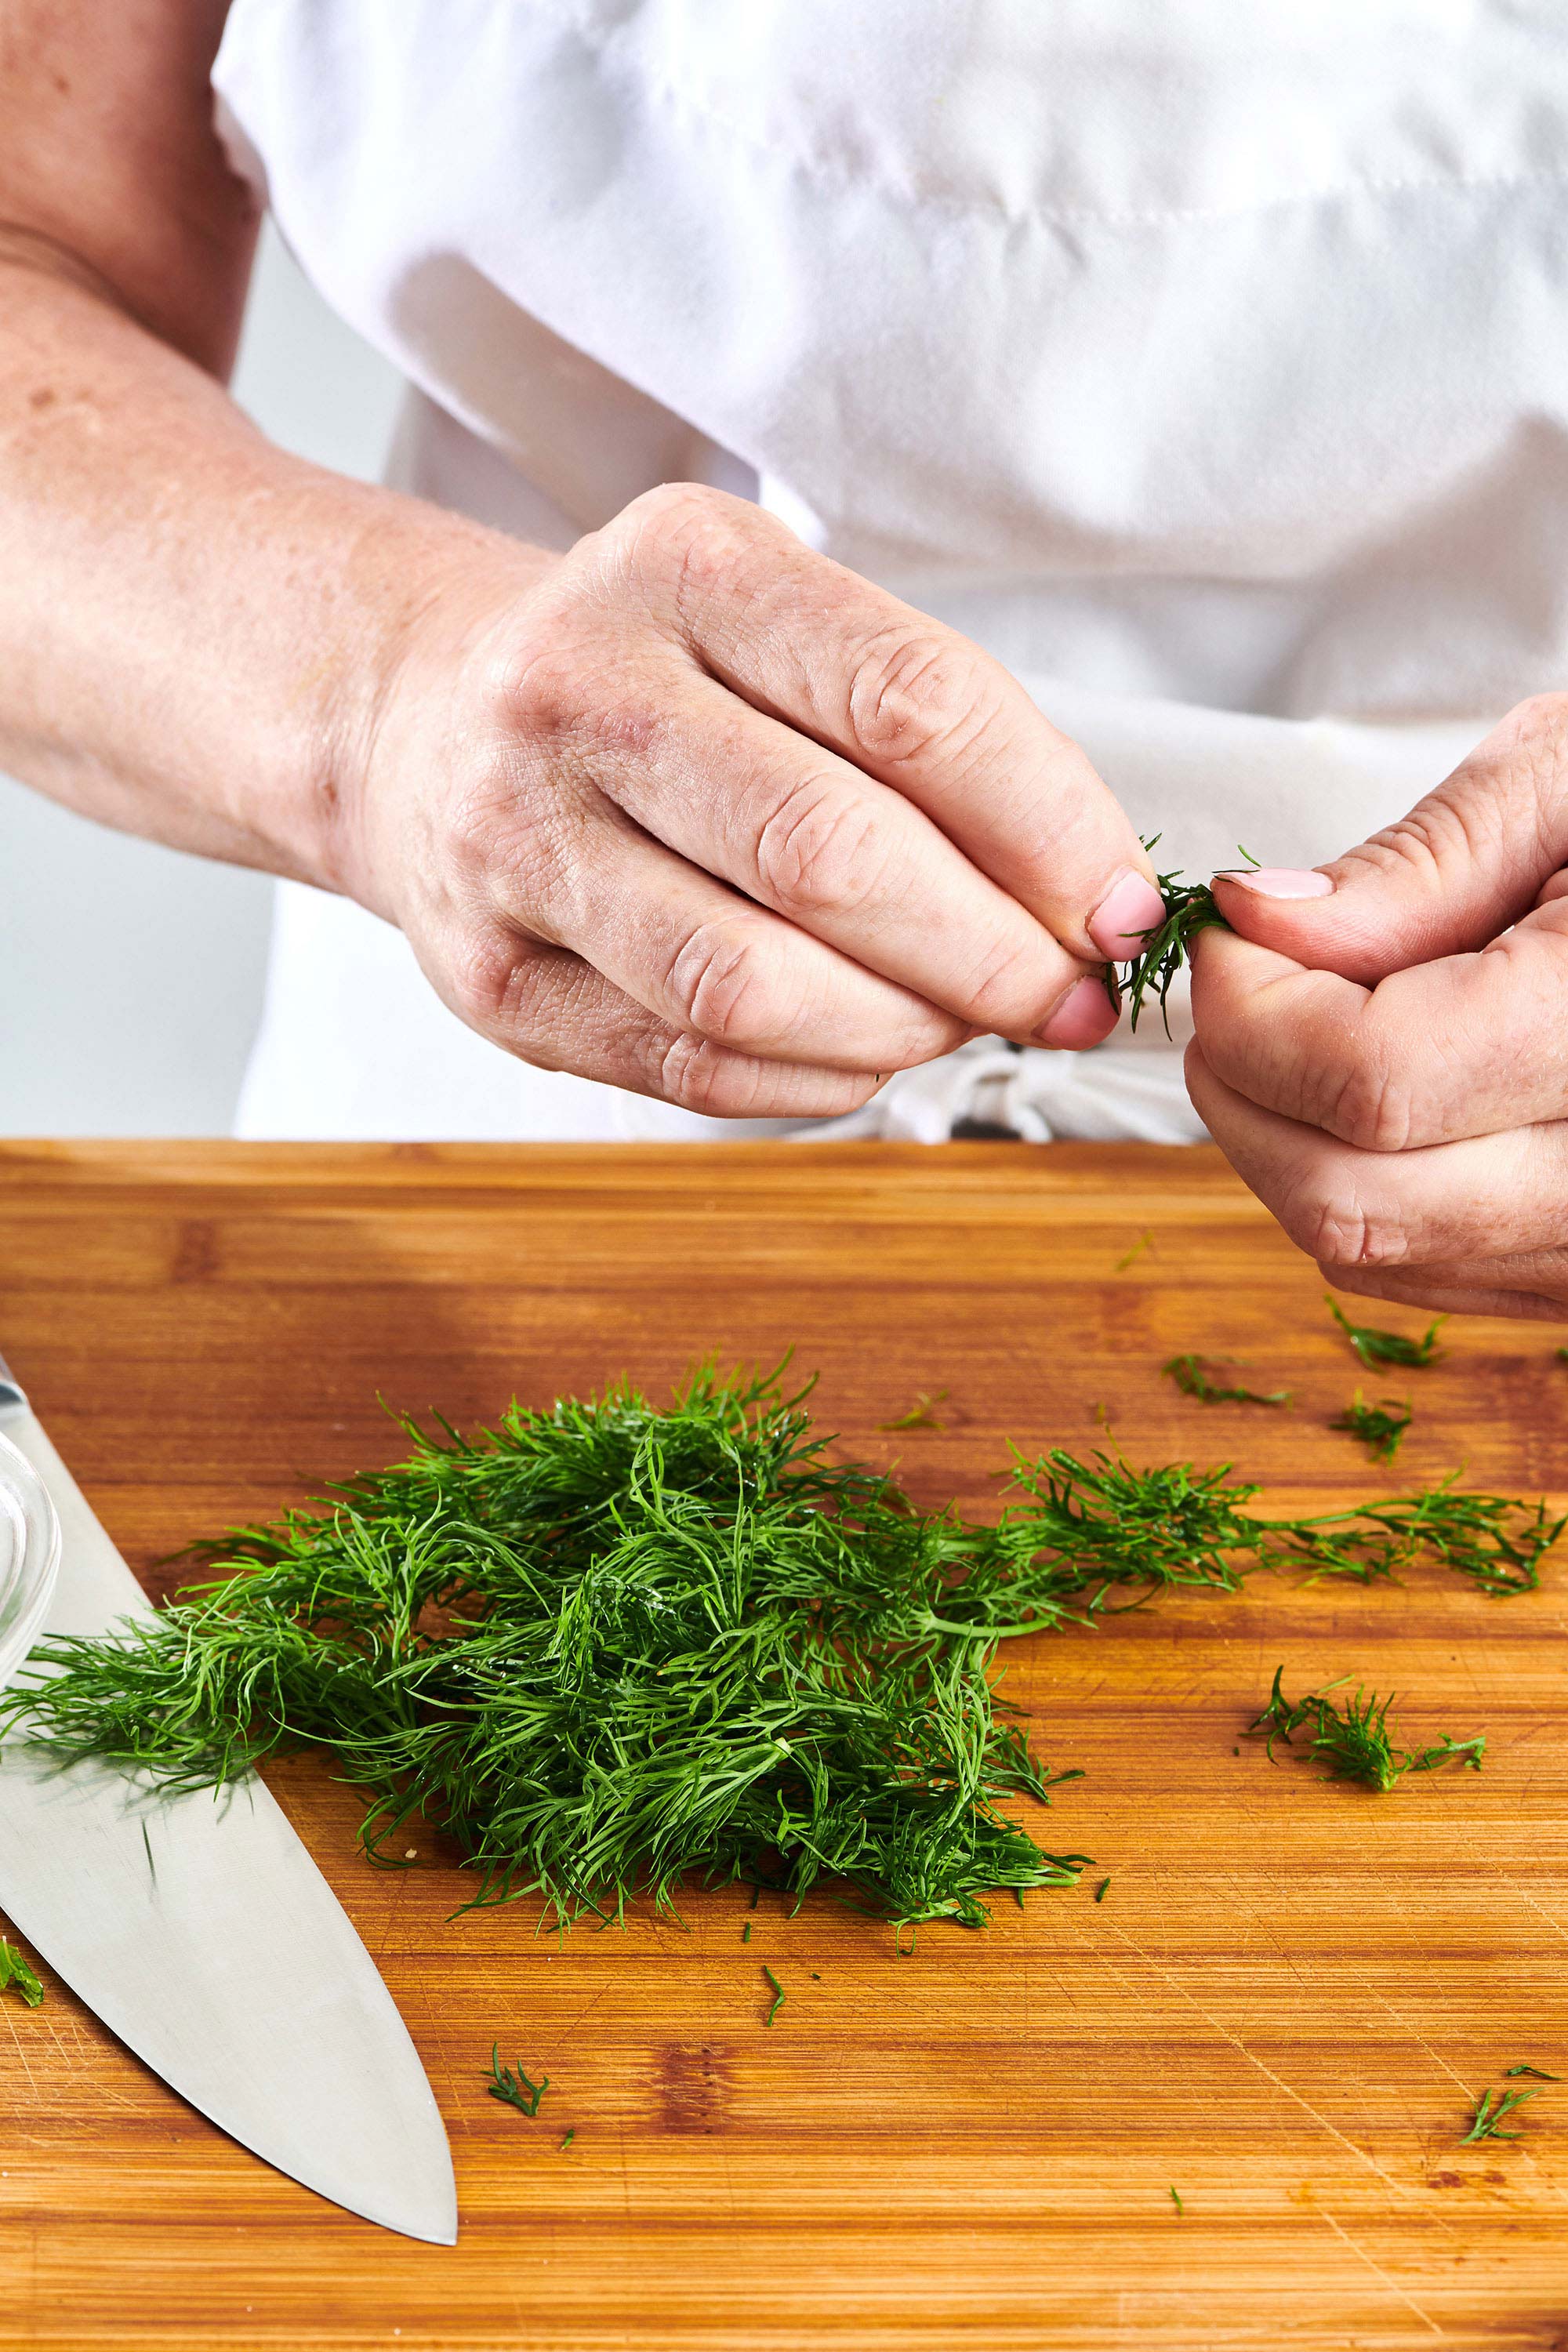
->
[1209, 695, 1568, 985]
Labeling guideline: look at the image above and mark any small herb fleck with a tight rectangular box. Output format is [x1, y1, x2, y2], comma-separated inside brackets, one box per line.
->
[1168, 2185, 1184, 2216]
[1331, 1391, 1412, 1464]
[1247, 1668, 1484, 1793]
[1164, 1355, 1291, 1408]
[741, 1922, 751, 1944]
[1327, 1296, 1446, 1369]
[0, 1939, 43, 2008]
[1093, 1877, 1110, 1904]
[1461, 2085, 1540, 2144]
[486, 2045, 549, 2118]
[1114, 1232, 1153, 1272]
[558, 2129, 575, 2152]
[762, 1965, 786, 2027]
[879, 1390, 949, 1432]
[1504, 2063, 1562, 2081]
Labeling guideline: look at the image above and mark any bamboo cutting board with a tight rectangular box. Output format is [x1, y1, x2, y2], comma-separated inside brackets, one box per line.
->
[1, 1138, 1566, 2352]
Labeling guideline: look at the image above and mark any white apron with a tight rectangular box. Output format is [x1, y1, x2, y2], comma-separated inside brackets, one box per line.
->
[212, 2, 1568, 1143]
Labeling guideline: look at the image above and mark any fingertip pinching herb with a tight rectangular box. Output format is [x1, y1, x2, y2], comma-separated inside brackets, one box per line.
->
[1461, 2084, 1541, 2144]
[761, 1965, 786, 2027]
[486, 2045, 549, 2118]
[1247, 1668, 1483, 1792]
[1164, 1355, 1292, 1409]
[0, 1938, 43, 2008]
[1327, 1297, 1446, 1370]
[1331, 1392, 1412, 1465]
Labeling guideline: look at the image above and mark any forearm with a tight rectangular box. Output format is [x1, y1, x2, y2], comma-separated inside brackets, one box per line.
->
[0, 238, 545, 891]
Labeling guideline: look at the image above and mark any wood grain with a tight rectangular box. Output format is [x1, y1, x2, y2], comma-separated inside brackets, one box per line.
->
[2, 1139, 1567, 2352]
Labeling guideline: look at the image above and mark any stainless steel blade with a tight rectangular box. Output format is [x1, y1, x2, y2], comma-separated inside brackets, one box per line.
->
[0, 1360, 456, 2243]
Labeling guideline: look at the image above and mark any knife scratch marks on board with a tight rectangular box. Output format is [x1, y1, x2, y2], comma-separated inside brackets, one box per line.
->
[1315, 2205, 1445, 2339]
[1092, 1918, 1415, 2201]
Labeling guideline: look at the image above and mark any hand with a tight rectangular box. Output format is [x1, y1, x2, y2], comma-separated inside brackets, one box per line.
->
[338, 485, 1163, 1118]
[1186, 695, 1568, 1319]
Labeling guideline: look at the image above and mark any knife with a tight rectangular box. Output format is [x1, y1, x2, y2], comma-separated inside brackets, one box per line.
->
[0, 1346, 457, 2243]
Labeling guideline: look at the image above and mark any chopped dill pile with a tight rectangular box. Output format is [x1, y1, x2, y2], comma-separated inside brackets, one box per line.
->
[0, 1938, 43, 2008]
[761, 1965, 786, 2027]
[1247, 1668, 1484, 1792]
[1327, 1297, 1446, 1370]
[1461, 2085, 1540, 2144]
[1331, 1391, 1411, 1464]
[1164, 1355, 1292, 1409]
[1, 1368, 1555, 1930]
[486, 2047, 549, 2118]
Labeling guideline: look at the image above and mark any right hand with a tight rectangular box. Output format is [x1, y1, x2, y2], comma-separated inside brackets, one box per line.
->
[336, 484, 1164, 1117]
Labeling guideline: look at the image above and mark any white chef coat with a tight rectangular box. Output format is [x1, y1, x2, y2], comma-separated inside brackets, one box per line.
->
[211, 2, 1568, 1143]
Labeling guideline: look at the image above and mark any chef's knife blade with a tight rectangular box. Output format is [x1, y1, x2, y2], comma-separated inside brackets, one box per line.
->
[0, 1351, 457, 2244]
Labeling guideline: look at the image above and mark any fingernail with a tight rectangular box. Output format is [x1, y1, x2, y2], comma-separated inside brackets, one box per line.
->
[1214, 866, 1334, 898]
[1088, 870, 1168, 959]
[1034, 975, 1118, 1049]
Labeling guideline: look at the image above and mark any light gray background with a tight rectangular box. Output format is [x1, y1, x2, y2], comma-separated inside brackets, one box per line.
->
[0, 225, 405, 1135]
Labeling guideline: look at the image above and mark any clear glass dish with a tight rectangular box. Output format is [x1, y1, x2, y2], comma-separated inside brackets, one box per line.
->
[0, 1427, 60, 1694]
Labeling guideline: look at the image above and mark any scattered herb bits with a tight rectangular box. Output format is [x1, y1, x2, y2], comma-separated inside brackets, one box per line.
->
[1331, 1392, 1412, 1464]
[0, 1939, 43, 2008]
[1327, 1297, 1446, 1370]
[486, 2047, 549, 2118]
[1164, 1355, 1291, 1409]
[1247, 1668, 1483, 1793]
[761, 1966, 786, 2027]
[1461, 2085, 1540, 2144]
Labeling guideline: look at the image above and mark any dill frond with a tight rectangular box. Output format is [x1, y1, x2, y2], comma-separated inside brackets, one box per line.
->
[1330, 1392, 1411, 1464]
[1247, 1668, 1484, 1792]
[486, 2046, 548, 2117]
[880, 1391, 949, 1432]
[0, 1939, 43, 2008]
[1461, 2085, 1540, 2143]
[1164, 1355, 1292, 1408]
[1327, 1297, 1446, 1369]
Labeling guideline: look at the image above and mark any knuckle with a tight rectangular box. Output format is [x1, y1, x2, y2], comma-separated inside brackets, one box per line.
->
[753, 777, 888, 918]
[446, 925, 534, 1035]
[1285, 1174, 1411, 1271]
[1323, 1057, 1417, 1154]
[604, 481, 742, 612]
[846, 627, 996, 772]
[666, 916, 788, 1049]
[655, 1029, 760, 1118]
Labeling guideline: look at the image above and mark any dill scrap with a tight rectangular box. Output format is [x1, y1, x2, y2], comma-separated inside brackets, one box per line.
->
[1327, 1297, 1446, 1370]
[1331, 1392, 1411, 1464]
[880, 1391, 949, 1432]
[1461, 2085, 1540, 2144]
[486, 2047, 549, 2118]
[0, 1939, 42, 2008]
[1247, 1668, 1484, 1793]
[761, 1965, 786, 2027]
[1164, 1356, 1292, 1409]
[1504, 2063, 1562, 2081]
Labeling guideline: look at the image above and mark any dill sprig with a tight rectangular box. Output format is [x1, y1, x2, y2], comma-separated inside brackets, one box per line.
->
[1, 1372, 1555, 1932]
[1164, 1356, 1292, 1409]
[1247, 1668, 1484, 1792]
[1331, 1392, 1411, 1464]
[1504, 2063, 1562, 2081]
[486, 2045, 549, 2117]
[880, 1391, 948, 1432]
[1327, 1297, 1446, 1369]
[0, 1938, 43, 2008]
[1122, 864, 1229, 1037]
[1461, 2085, 1540, 2144]
[761, 1965, 786, 2027]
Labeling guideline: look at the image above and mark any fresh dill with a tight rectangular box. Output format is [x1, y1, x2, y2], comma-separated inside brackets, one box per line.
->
[880, 1390, 949, 1432]
[558, 2129, 575, 2152]
[1093, 1877, 1110, 1904]
[1331, 1392, 1411, 1465]
[1461, 2085, 1540, 2144]
[1327, 1297, 1446, 1370]
[1247, 1668, 1484, 1792]
[1504, 2063, 1562, 2081]
[0, 1939, 43, 2008]
[486, 2045, 549, 2118]
[761, 1965, 786, 2027]
[741, 1922, 752, 1944]
[3, 1370, 1555, 1933]
[1121, 841, 1243, 1036]
[1168, 2186, 1184, 2216]
[1164, 1356, 1292, 1409]
[1114, 1232, 1153, 1272]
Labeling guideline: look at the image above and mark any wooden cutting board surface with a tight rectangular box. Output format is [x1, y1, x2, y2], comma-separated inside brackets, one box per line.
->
[2, 1138, 1567, 2352]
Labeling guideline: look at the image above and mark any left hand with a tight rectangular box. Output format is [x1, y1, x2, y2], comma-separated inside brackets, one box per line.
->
[1185, 695, 1568, 1320]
